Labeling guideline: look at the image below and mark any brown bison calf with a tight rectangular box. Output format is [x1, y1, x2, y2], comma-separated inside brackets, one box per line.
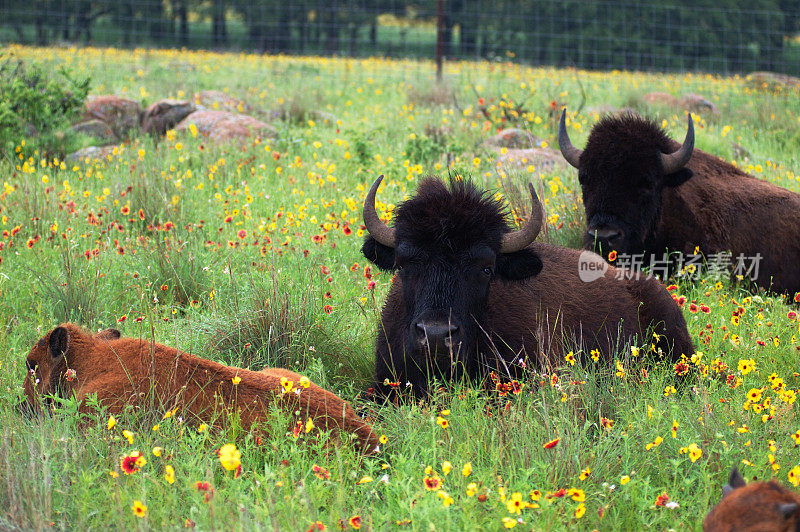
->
[22, 323, 379, 453]
[704, 468, 800, 531]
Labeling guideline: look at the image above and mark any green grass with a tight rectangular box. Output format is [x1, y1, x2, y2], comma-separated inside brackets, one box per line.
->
[1, 44, 800, 530]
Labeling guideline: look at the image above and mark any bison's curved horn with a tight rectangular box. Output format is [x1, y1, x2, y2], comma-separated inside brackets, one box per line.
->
[660, 113, 695, 175]
[500, 183, 544, 253]
[363, 175, 396, 248]
[558, 109, 582, 168]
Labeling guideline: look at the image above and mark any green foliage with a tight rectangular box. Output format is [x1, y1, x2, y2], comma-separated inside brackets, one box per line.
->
[0, 55, 90, 158]
[403, 131, 446, 165]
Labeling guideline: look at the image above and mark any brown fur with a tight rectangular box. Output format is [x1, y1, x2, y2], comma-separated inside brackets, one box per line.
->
[704, 469, 800, 531]
[661, 148, 800, 294]
[378, 242, 693, 366]
[363, 177, 693, 398]
[22, 324, 379, 453]
[578, 114, 800, 294]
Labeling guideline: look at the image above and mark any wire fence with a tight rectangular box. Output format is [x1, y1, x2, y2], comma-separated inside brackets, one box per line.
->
[0, 1, 798, 75]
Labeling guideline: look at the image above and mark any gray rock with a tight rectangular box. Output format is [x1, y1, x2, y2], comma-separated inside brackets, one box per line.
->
[67, 145, 116, 163]
[485, 128, 545, 150]
[70, 119, 117, 143]
[176, 110, 278, 143]
[142, 99, 198, 136]
[83, 95, 142, 138]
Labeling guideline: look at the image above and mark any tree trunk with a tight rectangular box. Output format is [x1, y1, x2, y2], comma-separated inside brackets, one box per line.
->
[348, 23, 357, 56]
[325, 1, 338, 53]
[212, 0, 227, 47]
[178, 0, 189, 45]
[442, 8, 453, 57]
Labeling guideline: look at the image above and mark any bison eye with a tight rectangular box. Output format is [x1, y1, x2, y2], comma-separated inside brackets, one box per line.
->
[483, 267, 493, 276]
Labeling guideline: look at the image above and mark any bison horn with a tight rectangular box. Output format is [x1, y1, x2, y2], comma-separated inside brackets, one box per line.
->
[363, 175, 396, 248]
[500, 183, 544, 253]
[558, 109, 582, 168]
[660, 113, 695, 175]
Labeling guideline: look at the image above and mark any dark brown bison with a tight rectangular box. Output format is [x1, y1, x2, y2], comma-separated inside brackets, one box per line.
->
[361, 176, 693, 398]
[558, 109, 800, 294]
[22, 323, 379, 453]
[704, 468, 800, 531]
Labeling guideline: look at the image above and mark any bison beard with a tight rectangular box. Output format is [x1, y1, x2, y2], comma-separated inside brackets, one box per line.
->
[362, 176, 694, 399]
[560, 109, 800, 295]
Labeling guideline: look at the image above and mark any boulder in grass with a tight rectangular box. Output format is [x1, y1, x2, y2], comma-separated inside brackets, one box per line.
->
[141, 99, 198, 136]
[641, 92, 680, 108]
[192, 90, 251, 112]
[66, 145, 116, 163]
[484, 128, 546, 150]
[70, 119, 117, 143]
[680, 93, 718, 115]
[747, 71, 800, 91]
[175, 110, 278, 143]
[83, 95, 142, 137]
[495, 147, 569, 174]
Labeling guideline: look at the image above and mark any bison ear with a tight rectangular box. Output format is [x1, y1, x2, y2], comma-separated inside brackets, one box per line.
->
[361, 236, 396, 271]
[496, 248, 543, 281]
[96, 328, 121, 341]
[722, 468, 747, 496]
[779, 503, 798, 519]
[663, 168, 694, 188]
[48, 327, 70, 360]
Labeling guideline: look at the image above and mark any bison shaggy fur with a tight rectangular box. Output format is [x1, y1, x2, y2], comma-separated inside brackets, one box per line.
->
[363, 177, 694, 398]
[573, 113, 800, 295]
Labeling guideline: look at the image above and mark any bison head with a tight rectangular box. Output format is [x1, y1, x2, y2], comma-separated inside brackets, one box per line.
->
[22, 324, 120, 415]
[703, 468, 800, 531]
[559, 110, 695, 259]
[361, 176, 543, 376]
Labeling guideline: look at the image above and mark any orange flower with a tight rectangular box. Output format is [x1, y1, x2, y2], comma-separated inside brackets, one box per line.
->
[608, 250, 617, 261]
[312, 465, 331, 480]
[120, 451, 145, 474]
[655, 492, 669, 507]
[543, 438, 560, 449]
[348, 516, 361, 529]
[423, 475, 442, 491]
[131, 500, 147, 518]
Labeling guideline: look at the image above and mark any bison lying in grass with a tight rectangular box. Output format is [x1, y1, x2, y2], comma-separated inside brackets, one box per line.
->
[361, 176, 693, 398]
[704, 468, 800, 531]
[559, 110, 800, 295]
[21, 323, 379, 453]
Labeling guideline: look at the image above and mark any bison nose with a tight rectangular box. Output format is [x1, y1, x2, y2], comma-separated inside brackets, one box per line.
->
[415, 321, 461, 350]
[587, 228, 623, 242]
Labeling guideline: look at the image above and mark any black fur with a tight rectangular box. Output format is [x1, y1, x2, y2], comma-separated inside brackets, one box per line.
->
[362, 177, 543, 398]
[579, 113, 695, 259]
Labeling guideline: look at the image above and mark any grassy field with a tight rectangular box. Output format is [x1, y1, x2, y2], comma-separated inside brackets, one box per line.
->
[1, 44, 800, 530]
